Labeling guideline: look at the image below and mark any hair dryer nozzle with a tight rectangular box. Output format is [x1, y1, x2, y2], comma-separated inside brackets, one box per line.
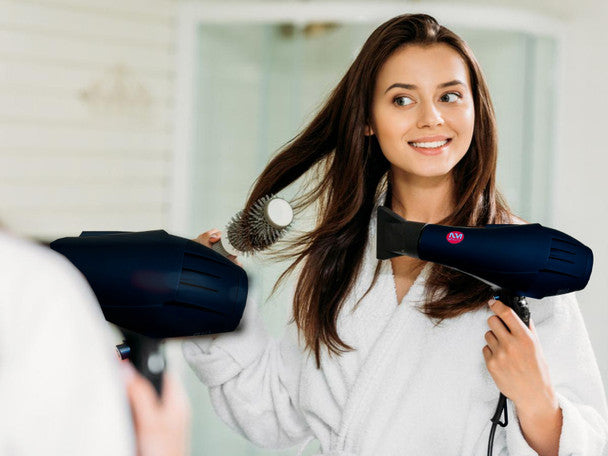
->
[377, 206, 426, 259]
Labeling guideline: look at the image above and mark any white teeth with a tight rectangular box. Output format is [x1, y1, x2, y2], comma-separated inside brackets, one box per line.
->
[410, 139, 449, 148]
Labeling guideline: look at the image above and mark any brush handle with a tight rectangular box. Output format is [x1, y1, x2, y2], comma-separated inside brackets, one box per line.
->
[211, 236, 237, 257]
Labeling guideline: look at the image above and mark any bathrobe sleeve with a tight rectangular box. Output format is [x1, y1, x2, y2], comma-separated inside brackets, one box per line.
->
[502, 292, 608, 456]
[181, 294, 312, 449]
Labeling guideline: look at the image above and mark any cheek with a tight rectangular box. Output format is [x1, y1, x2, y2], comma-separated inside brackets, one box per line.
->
[449, 107, 475, 145]
[375, 115, 417, 154]
[462, 106, 475, 136]
[375, 110, 412, 136]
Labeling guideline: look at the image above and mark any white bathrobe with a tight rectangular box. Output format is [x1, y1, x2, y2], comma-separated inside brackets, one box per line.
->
[183, 199, 608, 455]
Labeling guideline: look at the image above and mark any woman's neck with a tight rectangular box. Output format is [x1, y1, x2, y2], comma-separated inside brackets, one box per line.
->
[389, 169, 456, 224]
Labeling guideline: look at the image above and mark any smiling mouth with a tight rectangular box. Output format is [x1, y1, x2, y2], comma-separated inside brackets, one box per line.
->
[408, 138, 452, 148]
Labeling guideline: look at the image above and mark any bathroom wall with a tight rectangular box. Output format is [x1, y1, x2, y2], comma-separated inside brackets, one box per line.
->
[0, 0, 177, 241]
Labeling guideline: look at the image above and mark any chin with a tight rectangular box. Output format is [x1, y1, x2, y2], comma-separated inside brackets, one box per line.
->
[400, 165, 455, 179]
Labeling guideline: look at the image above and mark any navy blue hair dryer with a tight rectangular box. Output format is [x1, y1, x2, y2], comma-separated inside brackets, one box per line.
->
[376, 206, 594, 455]
[50, 230, 248, 396]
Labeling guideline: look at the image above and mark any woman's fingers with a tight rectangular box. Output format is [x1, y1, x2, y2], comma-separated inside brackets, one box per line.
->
[193, 229, 242, 266]
[121, 361, 191, 456]
[192, 229, 244, 268]
[193, 229, 221, 247]
[123, 361, 159, 421]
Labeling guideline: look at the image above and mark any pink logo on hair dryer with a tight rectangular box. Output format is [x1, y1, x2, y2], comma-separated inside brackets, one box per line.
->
[447, 231, 464, 244]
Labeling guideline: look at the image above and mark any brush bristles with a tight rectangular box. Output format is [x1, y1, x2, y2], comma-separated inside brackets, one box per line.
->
[226, 194, 292, 255]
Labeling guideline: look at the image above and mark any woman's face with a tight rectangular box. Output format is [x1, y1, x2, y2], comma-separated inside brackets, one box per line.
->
[367, 43, 475, 180]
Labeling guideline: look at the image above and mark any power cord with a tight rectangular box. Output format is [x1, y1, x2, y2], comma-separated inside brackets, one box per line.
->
[488, 394, 509, 456]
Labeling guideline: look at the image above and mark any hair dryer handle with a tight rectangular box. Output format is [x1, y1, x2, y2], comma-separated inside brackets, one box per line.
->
[489, 291, 531, 440]
[120, 330, 165, 397]
[495, 291, 530, 328]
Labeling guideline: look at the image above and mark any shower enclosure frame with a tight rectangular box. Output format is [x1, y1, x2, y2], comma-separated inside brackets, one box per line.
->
[170, 1, 565, 235]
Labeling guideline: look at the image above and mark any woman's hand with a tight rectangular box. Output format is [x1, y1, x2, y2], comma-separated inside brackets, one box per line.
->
[122, 361, 191, 456]
[482, 299, 558, 412]
[193, 229, 242, 266]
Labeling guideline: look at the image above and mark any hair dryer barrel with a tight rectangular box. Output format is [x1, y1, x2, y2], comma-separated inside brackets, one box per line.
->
[50, 230, 248, 338]
[377, 206, 593, 299]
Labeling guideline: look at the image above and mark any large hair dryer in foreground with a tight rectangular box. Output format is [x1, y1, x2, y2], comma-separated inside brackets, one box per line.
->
[51, 230, 248, 337]
[376, 205, 594, 456]
[50, 196, 293, 396]
[50, 230, 248, 393]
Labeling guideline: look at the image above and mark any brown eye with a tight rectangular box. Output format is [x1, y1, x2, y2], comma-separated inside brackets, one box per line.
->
[394, 96, 413, 106]
[440, 92, 461, 103]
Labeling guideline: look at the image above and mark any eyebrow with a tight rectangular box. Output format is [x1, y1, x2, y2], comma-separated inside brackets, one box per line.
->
[384, 79, 466, 94]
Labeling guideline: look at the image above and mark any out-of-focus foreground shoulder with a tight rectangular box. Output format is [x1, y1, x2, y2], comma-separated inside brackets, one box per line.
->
[0, 230, 135, 456]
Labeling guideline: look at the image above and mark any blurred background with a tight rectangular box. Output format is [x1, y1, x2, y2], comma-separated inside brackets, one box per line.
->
[1, 0, 606, 454]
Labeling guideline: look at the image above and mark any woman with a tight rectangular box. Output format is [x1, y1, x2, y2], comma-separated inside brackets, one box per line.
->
[183, 14, 608, 455]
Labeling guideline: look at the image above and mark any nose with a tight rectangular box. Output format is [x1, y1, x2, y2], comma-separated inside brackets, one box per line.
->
[417, 101, 444, 128]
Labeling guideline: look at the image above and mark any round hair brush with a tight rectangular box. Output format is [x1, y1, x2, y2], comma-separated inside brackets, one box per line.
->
[212, 194, 294, 257]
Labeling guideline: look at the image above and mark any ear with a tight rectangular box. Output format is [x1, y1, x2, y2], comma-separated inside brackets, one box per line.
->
[364, 125, 374, 136]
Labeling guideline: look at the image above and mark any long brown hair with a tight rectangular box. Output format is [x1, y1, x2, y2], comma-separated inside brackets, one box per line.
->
[241, 14, 512, 368]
